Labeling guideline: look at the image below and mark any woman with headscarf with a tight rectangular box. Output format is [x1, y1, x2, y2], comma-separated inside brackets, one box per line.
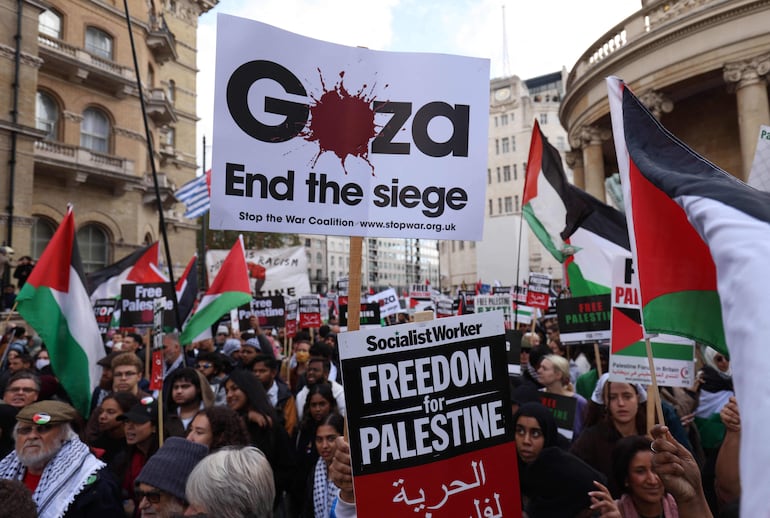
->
[513, 402, 606, 517]
[570, 373, 648, 497]
[695, 345, 734, 450]
[225, 368, 295, 509]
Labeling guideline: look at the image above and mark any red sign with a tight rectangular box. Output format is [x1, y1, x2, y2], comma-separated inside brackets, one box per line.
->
[525, 273, 551, 310]
[149, 350, 164, 390]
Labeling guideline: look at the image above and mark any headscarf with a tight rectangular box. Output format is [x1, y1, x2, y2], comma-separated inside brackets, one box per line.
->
[702, 345, 732, 379]
[591, 373, 648, 405]
[512, 402, 561, 452]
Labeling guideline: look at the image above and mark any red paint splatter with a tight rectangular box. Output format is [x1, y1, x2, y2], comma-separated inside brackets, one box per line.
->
[303, 70, 378, 175]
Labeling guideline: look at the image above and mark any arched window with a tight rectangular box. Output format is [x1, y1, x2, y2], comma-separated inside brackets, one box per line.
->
[77, 224, 109, 272]
[36, 91, 59, 140]
[38, 9, 62, 39]
[85, 27, 113, 60]
[31, 217, 55, 260]
[81, 107, 110, 153]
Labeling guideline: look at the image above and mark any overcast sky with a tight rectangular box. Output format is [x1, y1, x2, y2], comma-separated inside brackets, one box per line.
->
[195, 0, 642, 171]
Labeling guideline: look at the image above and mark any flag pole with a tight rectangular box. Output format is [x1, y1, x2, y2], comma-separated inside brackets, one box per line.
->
[121, 0, 181, 330]
[198, 136, 208, 291]
[645, 338, 664, 431]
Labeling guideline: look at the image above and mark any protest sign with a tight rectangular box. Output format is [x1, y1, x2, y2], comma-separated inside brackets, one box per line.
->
[93, 299, 117, 335]
[525, 272, 551, 309]
[210, 15, 490, 240]
[511, 303, 536, 326]
[512, 285, 527, 304]
[338, 312, 519, 518]
[475, 294, 512, 325]
[505, 329, 522, 376]
[299, 295, 322, 328]
[610, 256, 695, 387]
[367, 288, 401, 318]
[491, 285, 511, 295]
[458, 290, 476, 314]
[435, 298, 455, 318]
[119, 283, 176, 328]
[538, 392, 578, 440]
[237, 296, 286, 329]
[206, 246, 310, 298]
[339, 303, 381, 327]
[337, 278, 349, 306]
[149, 298, 165, 391]
[557, 295, 612, 344]
[285, 300, 298, 338]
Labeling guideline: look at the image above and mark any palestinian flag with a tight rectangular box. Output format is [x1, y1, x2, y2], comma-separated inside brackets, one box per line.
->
[565, 186, 630, 296]
[16, 208, 103, 417]
[608, 76, 770, 516]
[523, 121, 629, 295]
[523, 120, 591, 262]
[87, 241, 167, 302]
[175, 255, 199, 325]
[180, 237, 251, 344]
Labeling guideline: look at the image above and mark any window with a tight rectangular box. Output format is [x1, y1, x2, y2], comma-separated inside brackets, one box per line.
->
[31, 218, 55, 260]
[147, 65, 155, 88]
[511, 136, 516, 152]
[487, 169, 491, 184]
[500, 114, 508, 126]
[77, 224, 109, 273]
[451, 242, 455, 252]
[494, 116, 498, 127]
[36, 91, 59, 140]
[331, 271, 336, 283]
[39, 10, 62, 39]
[488, 199, 493, 216]
[81, 107, 110, 153]
[497, 198, 502, 214]
[495, 139, 499, 155]
[168, 80, 176, 104]
[501, 137, 510, 153]
[316, 269, 322, 280]
[539, 113, 548, 125]
[85, 27, 113, 60]
[515, 195, 520, 212]
[164, 127, 176, 149]
[330, 256, 335, 266]
[496, 167, 501, 183]
[470, 241, 476, 248]
[513, 164, 518, 180]
[316, 252, 322, 264]
[503, 165, 511, 182]
[504, 196, 512, 213]
[305, 238, 311, 247]
[459, 241, 464, 250]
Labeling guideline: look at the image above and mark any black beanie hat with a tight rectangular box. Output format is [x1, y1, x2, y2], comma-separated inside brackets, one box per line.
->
[135, 437, 208, 501]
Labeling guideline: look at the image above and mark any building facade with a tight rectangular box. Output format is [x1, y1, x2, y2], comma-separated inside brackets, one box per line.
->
[560, 0, 769, 200]
[0, 0, 215, 278]
[439, 71, 568, 293]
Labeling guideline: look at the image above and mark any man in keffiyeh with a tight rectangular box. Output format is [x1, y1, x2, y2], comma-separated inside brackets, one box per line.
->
[0, 400, 122, 518]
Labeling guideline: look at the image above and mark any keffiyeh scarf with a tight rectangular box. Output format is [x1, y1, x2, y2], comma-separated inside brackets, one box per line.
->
[0, 437, 105, 518]
[312, 456, 339, 518]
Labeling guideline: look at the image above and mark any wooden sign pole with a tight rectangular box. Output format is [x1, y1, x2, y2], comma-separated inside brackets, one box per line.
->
[645, 338, 664, 432]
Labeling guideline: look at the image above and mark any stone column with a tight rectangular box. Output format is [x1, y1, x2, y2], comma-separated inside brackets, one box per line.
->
[575, 125, 611, 201]
[724, 54, 770, 181]
[638, 90, 674, 120]
[565, 150, 585, 189]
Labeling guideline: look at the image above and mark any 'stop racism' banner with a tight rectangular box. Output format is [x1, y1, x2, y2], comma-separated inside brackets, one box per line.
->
[206, 246, 310, 298]
[210, 15, 490, 241]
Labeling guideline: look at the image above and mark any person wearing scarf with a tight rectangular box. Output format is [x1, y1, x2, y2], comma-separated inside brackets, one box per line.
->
[308, 413, 344, 518]
[0, 400, 122, 517]
[513, 402, 606, 517]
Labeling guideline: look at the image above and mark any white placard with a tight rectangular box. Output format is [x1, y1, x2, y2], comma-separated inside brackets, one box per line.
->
[211, 15, 490, 240]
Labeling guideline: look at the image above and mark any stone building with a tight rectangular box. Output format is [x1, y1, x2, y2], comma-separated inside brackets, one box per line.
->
[560, 0, 770, 199]
[0, 0, 215, 276]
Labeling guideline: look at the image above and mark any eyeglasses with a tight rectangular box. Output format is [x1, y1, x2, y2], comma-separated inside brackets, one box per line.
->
[196, 363, 212, 369]
[134, 489, 163, 504]
[17, 424, 56, 436]
[7, 386, 38, 394]
[114, 371, 138, 378]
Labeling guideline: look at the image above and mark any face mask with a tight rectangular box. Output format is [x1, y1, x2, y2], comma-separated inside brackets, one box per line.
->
[295, 351, 310, 364]
[36, 359, 50, 370]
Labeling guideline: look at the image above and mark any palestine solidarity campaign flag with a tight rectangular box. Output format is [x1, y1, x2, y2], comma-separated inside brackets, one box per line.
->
[180, 237, 251, 344]
[523, 120, 629, 295]
[16, 208, 103, 417]
[608, 76, 770, 516]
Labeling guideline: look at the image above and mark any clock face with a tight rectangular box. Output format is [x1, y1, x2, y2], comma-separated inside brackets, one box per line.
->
[495, 88, 511, 101]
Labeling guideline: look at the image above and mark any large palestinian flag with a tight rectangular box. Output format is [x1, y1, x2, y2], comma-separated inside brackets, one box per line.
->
[16, 208, 103, 417]
[608, 76, 770, 516]
[180, 237, 251, 344]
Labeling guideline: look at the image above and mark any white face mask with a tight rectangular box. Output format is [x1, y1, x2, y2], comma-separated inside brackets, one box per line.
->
[36, 359, 50, 371]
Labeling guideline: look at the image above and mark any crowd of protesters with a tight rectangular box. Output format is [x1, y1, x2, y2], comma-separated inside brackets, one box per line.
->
[0, 308, 742, 517]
